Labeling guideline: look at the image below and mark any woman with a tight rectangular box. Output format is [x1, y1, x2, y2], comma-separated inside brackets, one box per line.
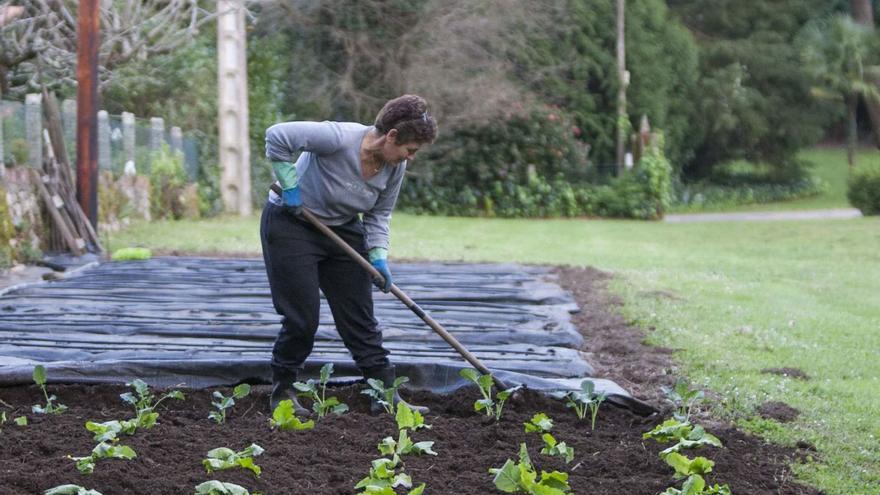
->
[261, 94, 438, 415]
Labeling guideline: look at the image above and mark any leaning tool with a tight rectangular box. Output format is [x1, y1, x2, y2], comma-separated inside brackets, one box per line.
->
[298, 207, 510, 390]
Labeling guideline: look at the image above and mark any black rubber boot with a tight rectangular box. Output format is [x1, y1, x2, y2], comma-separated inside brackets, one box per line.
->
[269, 369, 311, 416]
[363, 365, 429, 415]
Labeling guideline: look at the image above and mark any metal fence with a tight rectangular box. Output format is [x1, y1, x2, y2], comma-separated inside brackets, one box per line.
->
[1, 97, 199, 181]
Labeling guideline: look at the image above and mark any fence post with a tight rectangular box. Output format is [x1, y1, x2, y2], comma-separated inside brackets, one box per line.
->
[97, 110, 111, 173]
[25, 93, 43, 169]
[122, 111, 135, 172]
[0, 94, 5, 175]
[170, 126, 183, 155]
[62, 99, 77, 158]
[150, 117, 164, 153]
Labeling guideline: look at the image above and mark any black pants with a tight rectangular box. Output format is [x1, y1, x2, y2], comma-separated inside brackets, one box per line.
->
[260, 202, 389, 376]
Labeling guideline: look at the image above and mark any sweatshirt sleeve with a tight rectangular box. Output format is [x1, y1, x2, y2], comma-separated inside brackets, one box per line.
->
[363, 165, 407, 251]
[264, 121, 344, 161]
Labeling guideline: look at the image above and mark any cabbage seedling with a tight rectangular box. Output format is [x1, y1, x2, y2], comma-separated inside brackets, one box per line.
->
[355, 457, 419, 493]
[14, 416, 27, 426]
[663, 378, 704, 422]
[489, 443, 571, 494]
[524, 413, 553, 433]
[664, 452, 714, 480]
[119, 379, 184, 430]
[563, 379, 606, 429]
[294, 363, 348, 418]
[395, 402, 431, 431]
[209, 384, 251, 424]
[459, 368, 521, 421]
[43, 484, 104, 495]
[195, 480, 261, 495]
[377, 428, 438, 463]
[31, 365, 67, 414]
[203, 443, 264, 478]
[68, 441, 137, 474]
[660, 474, 732, 495]
[269, 399, 315, 431]
[643, 419, 722, 458]
[361, 375, 409, 415]
[540, 433, 574, 464]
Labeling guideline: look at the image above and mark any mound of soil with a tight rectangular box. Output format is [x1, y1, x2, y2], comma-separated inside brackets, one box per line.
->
[0, 383, 819, 495]
[761, 367, 811, 380]
[758, 401, 801, 423]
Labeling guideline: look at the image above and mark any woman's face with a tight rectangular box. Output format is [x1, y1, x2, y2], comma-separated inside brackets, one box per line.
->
[382, 130, 422, 163]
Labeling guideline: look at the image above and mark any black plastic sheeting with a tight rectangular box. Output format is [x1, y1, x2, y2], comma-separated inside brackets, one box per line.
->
[0, 257, 655, 415]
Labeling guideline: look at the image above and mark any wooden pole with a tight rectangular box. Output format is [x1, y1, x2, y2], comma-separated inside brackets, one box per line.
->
[615, 0, 628, 175]
[76, 0, 100, 228]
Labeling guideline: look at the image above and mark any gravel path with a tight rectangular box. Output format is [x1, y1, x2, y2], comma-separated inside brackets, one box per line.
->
[664, 207, 863, 223]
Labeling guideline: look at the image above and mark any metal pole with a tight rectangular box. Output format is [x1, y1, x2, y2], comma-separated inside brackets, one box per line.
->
[76, 0, 100, 227]
[299, 208, 509, 390]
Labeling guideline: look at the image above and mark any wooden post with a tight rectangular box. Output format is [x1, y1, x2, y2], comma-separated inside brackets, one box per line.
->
[76, 0, 100, 227]
[149, 117, 165, 152]
[122, 111, 135, 172]
[615, 0, 628, 176]
[170, 126, 183, 154]
[0, 89, 5, 176]
[25, 94, 43, 169]
[98, 110, 111, 173]
[217, 0, 252, 216]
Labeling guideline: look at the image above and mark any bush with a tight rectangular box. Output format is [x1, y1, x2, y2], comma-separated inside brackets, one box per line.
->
[149, 147, 198, 220]
[847, 165, 880, 215]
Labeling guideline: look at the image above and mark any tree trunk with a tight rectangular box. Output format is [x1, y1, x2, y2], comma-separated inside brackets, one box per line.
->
[847, 94, 857, 169]
[850, 0, 880, 149]
[615, 0, 627, 175]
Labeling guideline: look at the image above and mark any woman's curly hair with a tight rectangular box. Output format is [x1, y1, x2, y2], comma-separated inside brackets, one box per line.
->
[374, 94, 438, 144]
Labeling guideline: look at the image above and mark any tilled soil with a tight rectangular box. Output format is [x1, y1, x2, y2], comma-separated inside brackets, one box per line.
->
[0, 264, 822, 494]
[0, 384, 819, 495]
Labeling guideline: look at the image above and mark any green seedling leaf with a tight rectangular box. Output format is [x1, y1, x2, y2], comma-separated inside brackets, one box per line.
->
[203, 443, 264, 477]
[540, 433, 574, 463]
[194, 480, 254, 495]
[269, 400, 315, 431]
[664, 452, 714, 480]
[15, 415, 28, 426]
[43, 484, 104, 495]
[562, 379, 606, 428]
[69, 442, 136, 474]
[361, 378, 398, 415]
[490, 443, 571, 494]
[85, 420, 125, 442]
[660, 426, 723, 458]
[33, 365, 47, 385]
[210, 384, 251, 424]
[644, 419, 693, 443]
[525, 413, 554, 433]
[395, 402, 431, 431]
[233, 384, 251, 399]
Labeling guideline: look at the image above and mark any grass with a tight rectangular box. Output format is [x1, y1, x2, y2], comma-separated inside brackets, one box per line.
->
[668, 146, 880, 213]
[108, 212, 880, 494]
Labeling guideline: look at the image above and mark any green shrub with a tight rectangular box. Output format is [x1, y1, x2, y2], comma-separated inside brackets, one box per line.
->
[847, 164, 880, 215]
[673, 176, 826, 211]
[148, 147, 190, 220]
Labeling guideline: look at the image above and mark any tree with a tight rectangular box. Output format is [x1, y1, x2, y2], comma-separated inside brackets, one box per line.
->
[800, 14, 880, 167]
[0, 0, 216, 97]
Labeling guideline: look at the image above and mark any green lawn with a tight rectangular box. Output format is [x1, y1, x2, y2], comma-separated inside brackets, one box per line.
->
[108, 213, 880, 494]
[669, 146, 880, 213]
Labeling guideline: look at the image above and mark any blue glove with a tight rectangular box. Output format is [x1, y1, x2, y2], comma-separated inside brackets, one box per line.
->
[369, 248, 393, 292]
[272, 161, 302, 215]
[282, 187, 302, 210]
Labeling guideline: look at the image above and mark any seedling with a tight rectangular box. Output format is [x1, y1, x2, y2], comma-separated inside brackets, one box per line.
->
[524, 413, 553, 433]
[293, 364, 348, 418]
[119, 379, 184, 430]
[378, 429, 438, 463]
[643, 419, 722, 458]
[85, 419, 137, 442]
[31, 365, 68, 414]
[395, 402, 431, 431]
[14, 415, 27, 426]
[203, 443, 264, 478]
[540, 433, 574, 464]
[362, 376, 408, 415]
[68, 441, 137, 474]
[355, 457, 425, 494]
[195, 480, 262, 495]
[209, 384, 252, 424]
[269, 399, 315, 431]
[563, 379, 606, 429]
[660, 475, 732, 495]
[489, 444, 571, 494]
[664, 452, 714, 480]
[663, 378, 704, 422]
[43, 485, 104, 495]
[459, 368, 521, 421]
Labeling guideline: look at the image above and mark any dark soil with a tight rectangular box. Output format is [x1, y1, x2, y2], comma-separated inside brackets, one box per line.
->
[0, 264, 822, 494]
[757, 401, 801, 423]
[761, 368, 811, 381]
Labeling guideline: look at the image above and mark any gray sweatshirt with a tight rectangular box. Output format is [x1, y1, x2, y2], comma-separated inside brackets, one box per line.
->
[264, 121, 407, 251]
